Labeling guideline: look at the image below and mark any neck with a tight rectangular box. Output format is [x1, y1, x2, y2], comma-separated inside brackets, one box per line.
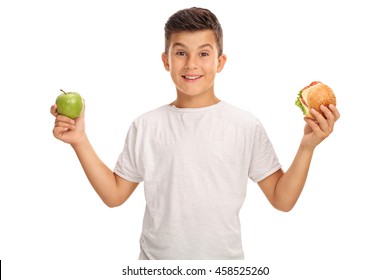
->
[171, 92, 220, 108]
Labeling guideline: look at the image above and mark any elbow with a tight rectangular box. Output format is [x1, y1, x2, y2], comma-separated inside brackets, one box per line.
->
[106, 202, 120, 208]
[273, 201, 296, 212]
[277, 205, 294, 212]
[103, 198, 124, 208]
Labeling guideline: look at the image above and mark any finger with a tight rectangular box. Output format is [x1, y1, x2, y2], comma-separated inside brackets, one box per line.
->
[310, 108, 329, 132]
[55, 120, 76, 130]
[320, 105, 336, 129]
[328, 104, 340, 121]
[320, 105, 335, 121]
[50, 104, 58, 117]
[310, 108, 326, 125]
[55, 115, 76, 125]
[53, 126, 69, 139]
[321, 105, 340, 133]
[304, 117, 324, 136]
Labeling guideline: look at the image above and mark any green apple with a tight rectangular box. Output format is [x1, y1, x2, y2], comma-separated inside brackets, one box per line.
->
[56, 89, 83, 119]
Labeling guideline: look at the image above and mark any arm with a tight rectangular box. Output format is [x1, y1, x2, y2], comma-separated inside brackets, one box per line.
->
[51, 103, 139, 207]
[258, 104, 340, 212]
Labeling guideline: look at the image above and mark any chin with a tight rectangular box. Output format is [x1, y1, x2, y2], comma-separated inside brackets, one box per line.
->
[177, 88, 207, 97]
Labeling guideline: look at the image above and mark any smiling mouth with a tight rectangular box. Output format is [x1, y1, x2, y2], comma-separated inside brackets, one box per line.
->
[182, 75, 202, 80]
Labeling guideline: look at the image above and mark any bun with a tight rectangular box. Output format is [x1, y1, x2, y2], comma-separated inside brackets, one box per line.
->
[306, 83, 336, 119]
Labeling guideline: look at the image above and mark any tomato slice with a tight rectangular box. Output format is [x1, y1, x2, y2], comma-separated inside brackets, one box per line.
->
[300, 81, 322, 94]
[309, 81, 321, 86]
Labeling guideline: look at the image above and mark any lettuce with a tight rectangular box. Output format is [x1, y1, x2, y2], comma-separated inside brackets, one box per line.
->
[295, 93, 306, 115]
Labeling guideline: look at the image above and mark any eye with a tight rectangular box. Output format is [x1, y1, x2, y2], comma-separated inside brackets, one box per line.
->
[175, 51, 186, 56]
[200, 52, 209, 57]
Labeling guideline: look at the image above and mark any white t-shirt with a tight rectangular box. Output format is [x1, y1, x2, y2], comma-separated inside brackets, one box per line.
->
[114, 101, 281, 260]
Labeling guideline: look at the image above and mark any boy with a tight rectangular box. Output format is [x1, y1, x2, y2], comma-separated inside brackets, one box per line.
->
[51, 7, 340, 260]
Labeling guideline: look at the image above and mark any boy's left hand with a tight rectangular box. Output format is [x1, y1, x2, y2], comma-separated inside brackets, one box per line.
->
[301, 104, 340, 149]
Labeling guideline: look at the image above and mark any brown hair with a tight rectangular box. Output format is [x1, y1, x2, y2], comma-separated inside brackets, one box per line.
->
[164, 7, 223, 57]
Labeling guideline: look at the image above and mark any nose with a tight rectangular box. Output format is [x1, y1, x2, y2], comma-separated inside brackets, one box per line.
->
[185, 54, 198, 70]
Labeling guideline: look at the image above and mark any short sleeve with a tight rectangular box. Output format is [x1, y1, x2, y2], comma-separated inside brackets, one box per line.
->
[248, 120, 281, 183]
[114, 122, 144, 183]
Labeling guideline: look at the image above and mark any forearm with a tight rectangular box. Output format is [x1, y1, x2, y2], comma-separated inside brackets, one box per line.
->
[274, 144, 314, 211]
[71, 136, 118, 205]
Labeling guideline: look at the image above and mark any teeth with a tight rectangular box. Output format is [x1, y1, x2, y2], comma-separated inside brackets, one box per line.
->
[184, 76, 201, 80]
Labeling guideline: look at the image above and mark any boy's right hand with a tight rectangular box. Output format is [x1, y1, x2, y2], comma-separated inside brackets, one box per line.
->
[51, 102, 87, 146]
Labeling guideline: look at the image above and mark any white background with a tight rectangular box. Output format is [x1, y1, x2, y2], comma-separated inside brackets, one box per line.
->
[1, 0, 389, 279]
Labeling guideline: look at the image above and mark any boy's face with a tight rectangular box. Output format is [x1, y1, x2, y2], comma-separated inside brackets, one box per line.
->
[162, 30, 226, 99]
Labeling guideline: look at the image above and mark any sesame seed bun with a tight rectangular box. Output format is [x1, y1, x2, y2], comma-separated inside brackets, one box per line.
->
[296, 81, 336, 119]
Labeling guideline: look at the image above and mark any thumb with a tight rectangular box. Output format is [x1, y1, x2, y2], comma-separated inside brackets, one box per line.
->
[70, 99, 86, 123]
[81, 99, 86, 115]
[76, 99, 86, 119]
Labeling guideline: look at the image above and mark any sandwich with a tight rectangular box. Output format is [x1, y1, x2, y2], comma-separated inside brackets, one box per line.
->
[295, 81, 336, 119]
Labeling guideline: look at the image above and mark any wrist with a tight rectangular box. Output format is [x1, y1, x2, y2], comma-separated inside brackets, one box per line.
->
[299, 141, 316, 154]
[71, 133, 89, 150]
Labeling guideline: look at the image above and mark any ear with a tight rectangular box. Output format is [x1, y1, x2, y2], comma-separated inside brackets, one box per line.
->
[217, 54, 227, 73]
[162, 52, 170, 71]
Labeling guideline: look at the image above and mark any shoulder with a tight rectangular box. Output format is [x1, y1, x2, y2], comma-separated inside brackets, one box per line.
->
[220, 103, 270, 139]
[220, 102, 262, 126]
[132, 105, 170, 125]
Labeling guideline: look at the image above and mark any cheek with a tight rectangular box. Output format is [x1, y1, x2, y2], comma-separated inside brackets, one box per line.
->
[207, 61, 219, 73]
[169, 58, 184, 71]
[209, 63, 218, 73]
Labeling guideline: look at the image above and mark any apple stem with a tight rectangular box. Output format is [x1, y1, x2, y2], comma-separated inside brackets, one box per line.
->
[60, 89, 67, 95]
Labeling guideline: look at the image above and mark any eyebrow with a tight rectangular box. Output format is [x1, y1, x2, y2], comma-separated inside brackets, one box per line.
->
[172, 42, 214, 50]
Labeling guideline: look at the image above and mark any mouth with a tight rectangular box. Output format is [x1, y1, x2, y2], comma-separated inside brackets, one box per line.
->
[182, 75, 203, 81]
